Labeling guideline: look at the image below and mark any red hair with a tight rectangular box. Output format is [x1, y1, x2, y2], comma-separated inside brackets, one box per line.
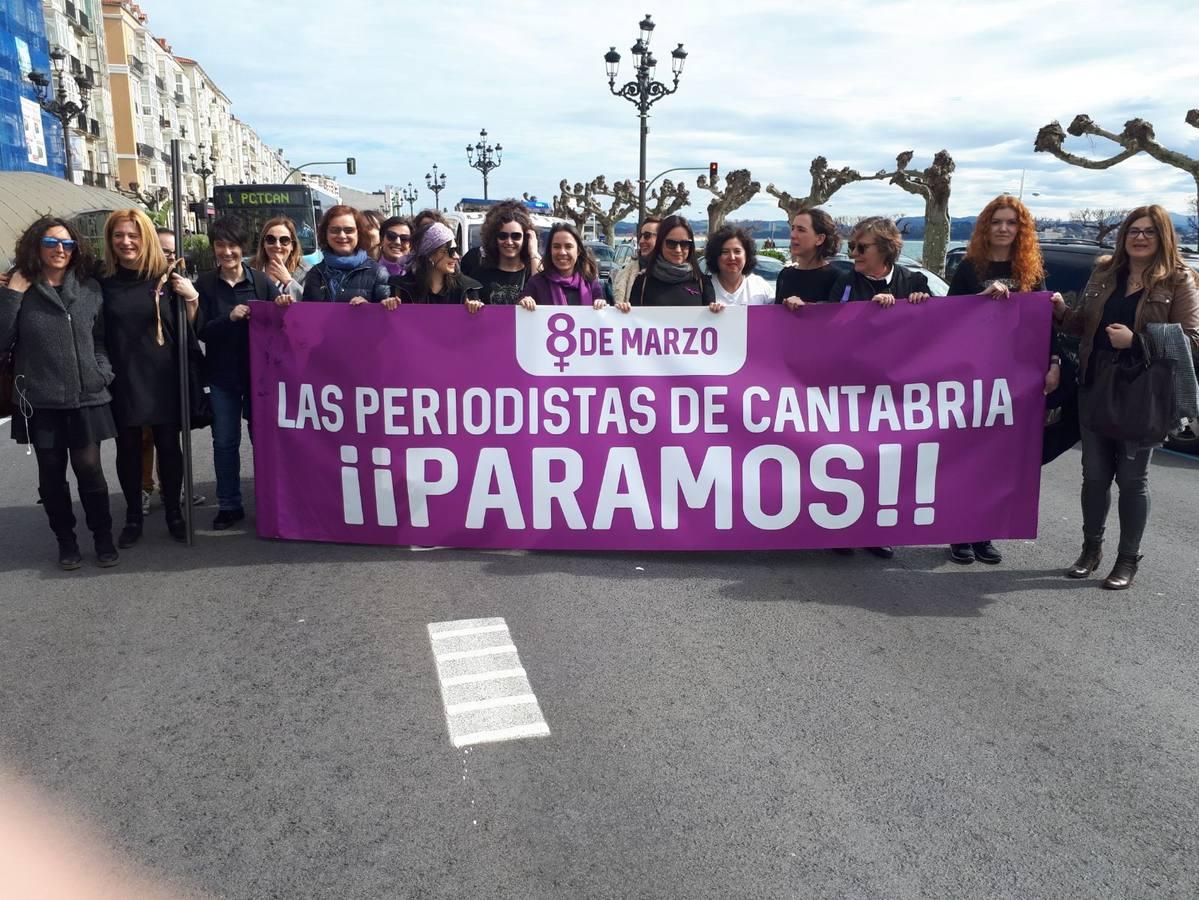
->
[964, 195, 1044, 291]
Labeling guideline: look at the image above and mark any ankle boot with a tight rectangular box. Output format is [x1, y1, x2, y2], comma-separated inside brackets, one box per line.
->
[165, 504, 187, 542]
[79, 489, 119, 567]
[1067, 539, 1103, 579]
[118, 507, 143, 548]
[1102, 553, 1142, 590]
[39, 484, 81, 570]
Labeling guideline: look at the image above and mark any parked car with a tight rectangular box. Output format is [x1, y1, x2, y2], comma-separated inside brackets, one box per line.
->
[585, 241, 618, 285]
[946, 239, 1199, 454]
[697, 254, 787, 286]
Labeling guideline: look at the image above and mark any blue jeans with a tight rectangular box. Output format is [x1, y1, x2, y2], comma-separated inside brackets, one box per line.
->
[209, 384, 250, 512]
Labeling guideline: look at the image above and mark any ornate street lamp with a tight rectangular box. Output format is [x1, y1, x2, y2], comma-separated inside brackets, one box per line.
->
[425, 163, 447, 210]
[604, 15, 688, 222]
[465, 129, 502, 200]
[189, 143, 217, 233]
[401, 182, 419, 216]
[27, 46, 92, 182]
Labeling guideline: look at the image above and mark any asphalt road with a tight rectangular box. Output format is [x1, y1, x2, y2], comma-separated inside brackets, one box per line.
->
[1, 425, 1197, 899]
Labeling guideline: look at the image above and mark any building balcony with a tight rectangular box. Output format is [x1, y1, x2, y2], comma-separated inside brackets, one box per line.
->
[137, 142, 155, 159]
[155, 75, 165, 92]
[128, 55, 145, 77]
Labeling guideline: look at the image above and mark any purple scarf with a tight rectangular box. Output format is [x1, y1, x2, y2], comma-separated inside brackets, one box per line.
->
[545, 269, 593, 306]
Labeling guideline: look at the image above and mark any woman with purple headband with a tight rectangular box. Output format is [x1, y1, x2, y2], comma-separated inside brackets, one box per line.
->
[388, 222, 483, 311]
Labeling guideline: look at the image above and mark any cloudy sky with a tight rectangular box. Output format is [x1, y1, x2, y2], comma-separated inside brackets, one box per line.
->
[148, 0, 1199, 222]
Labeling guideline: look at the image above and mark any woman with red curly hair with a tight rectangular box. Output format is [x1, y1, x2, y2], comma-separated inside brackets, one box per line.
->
[945, 195, 1064, 567]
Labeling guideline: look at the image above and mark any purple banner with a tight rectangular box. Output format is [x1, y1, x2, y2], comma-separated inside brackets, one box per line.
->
[249, 296, 1051, 550]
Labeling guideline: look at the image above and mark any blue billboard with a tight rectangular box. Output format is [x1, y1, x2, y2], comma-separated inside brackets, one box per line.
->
[0, 0, 66, 176]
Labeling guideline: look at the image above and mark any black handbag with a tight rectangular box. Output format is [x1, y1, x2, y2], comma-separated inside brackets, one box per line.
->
[0, 345, 14, 419]
[1081, 335, 1177, 443]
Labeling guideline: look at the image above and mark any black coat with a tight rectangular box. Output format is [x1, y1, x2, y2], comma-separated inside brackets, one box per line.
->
[196, 265, 280, 390]
[302, 257, 390, 302]
[629, 270, 714, 306]
[389, 272, 483, 304]
[0, 273, 113, 410]
[828, 265, 931, 303]
[101, 266, 193, 427]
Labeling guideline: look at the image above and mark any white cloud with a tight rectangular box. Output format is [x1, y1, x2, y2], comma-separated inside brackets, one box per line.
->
[145, 0, 1199, 222]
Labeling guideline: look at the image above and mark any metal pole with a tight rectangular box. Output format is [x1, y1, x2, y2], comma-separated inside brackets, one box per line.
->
[62, 118, 74, 183]
[638, 111, 648, 225]
[170, 137, 194, 546]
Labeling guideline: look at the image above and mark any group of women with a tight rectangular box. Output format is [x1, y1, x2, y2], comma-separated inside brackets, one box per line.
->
[3, 195, 1196, 590]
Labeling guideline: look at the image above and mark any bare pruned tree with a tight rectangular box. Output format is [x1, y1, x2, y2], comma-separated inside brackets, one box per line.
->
[695, 168, 760, 234]
[1036, 110, 1199, 219]
[645, 179, 691, 220]
[889, 150, 956, 276]
[551, 176, 639, 245]
[1070, 208, 1128, 244]
[766, 156, 889, 218]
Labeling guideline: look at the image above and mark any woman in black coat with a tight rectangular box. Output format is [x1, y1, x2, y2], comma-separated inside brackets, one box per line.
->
[617, 214, 714, 309]
[827, 217, 931, 305]
[99, 208, 199, 546]
[1, 217, 118, 568]
[388, 222, 483, 308]
[299, 205, 391, 304]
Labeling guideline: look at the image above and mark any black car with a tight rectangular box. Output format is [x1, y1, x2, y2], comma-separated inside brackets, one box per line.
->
[945, 240, 1199, 454]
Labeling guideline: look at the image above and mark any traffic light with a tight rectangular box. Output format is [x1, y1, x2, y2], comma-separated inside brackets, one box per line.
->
[709, 161, 719, 183]
[346, 157, 357, 175]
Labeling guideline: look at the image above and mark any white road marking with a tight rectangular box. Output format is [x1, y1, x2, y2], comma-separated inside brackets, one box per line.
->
[428, 617, 550, 749]
[430, 623, 510, 640]
[446, 694, 539, 715]
[0, 417, 9, 426]
[442, 667, 527, 687]
[435, 644, 518, 662]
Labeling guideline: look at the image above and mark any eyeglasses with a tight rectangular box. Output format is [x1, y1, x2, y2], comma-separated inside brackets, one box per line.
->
[663, 238, 693, 251]
[328, 226, 357, 236]
[497, 232, 524, 243]
[384, 231, 411, 244]
[1127, 227, 1158, 240]
[41, 236, 77, 251]
[848, 241, 875, 254]
[639, 230, 658, 241]
[263, 234, 293, 246]
[162, 250, 177, 260]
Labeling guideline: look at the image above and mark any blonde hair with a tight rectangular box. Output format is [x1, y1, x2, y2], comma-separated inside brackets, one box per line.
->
[102, 208, 167, 279]
[1097, 205, 1187, 297]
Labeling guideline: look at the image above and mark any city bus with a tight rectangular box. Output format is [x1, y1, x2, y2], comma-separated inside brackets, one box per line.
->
[212, 182, 340, 265]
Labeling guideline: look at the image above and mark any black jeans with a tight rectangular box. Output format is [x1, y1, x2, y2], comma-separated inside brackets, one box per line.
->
[116, 424, 182, 521]
[34, 444, 108, 495]
[1079, 424, 1153, 556]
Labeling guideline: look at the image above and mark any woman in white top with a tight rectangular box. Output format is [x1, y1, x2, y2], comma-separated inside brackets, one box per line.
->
[706, 225, 774, 310]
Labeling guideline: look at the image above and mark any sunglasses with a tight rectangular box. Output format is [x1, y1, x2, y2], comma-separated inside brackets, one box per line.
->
[848, 241, 875, 254]
[639, 231, 658, 241]
[497, 232, 524, 243]
[263, 234, 293, 246]
[41, 236, 77, 251]
[663, 238, 694, 251]
[328, 226, 357, 236]
[440, 244, 460, 258]
[384, 231, 412, 244]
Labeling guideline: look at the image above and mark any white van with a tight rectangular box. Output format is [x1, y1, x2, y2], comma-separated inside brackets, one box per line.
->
[444, 199, 559, 259]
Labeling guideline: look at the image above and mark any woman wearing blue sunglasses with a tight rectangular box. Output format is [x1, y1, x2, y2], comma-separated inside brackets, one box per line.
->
[1, 217, 119, 569]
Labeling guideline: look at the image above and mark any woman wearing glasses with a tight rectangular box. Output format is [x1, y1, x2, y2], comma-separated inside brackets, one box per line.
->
[612, 215, 660, 307]
[388, 222, 483, 309]
[376, 216, 413, 278]
[1, 217, 119, 569]
[618, 215, 714, 308]
[517, 222, 607, 310]
[301, 205, 390, 304]
[828, 217, 931, 305]
[473, 201, 538, 305]
[1053, 205, 1199, 589]
[253, 216, 307, 303]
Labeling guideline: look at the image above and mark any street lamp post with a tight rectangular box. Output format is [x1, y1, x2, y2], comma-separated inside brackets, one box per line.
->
[426, 164, 447, 210]
[27, 46, 92, 183]
[465, 130, 502, 200]
[189, 143, 217, 233]
[402, 183, 419, 216]
[604, 15, 688, 224]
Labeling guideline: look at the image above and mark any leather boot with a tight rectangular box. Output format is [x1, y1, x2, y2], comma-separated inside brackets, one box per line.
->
[1102, 553, 1141, 590]
[165, 503, 187, 542]
[1066, 539, 1103, 579]
[40, 484, 81, 570]
[118, 507, 143, 549]
[79, 489, 119, 568]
